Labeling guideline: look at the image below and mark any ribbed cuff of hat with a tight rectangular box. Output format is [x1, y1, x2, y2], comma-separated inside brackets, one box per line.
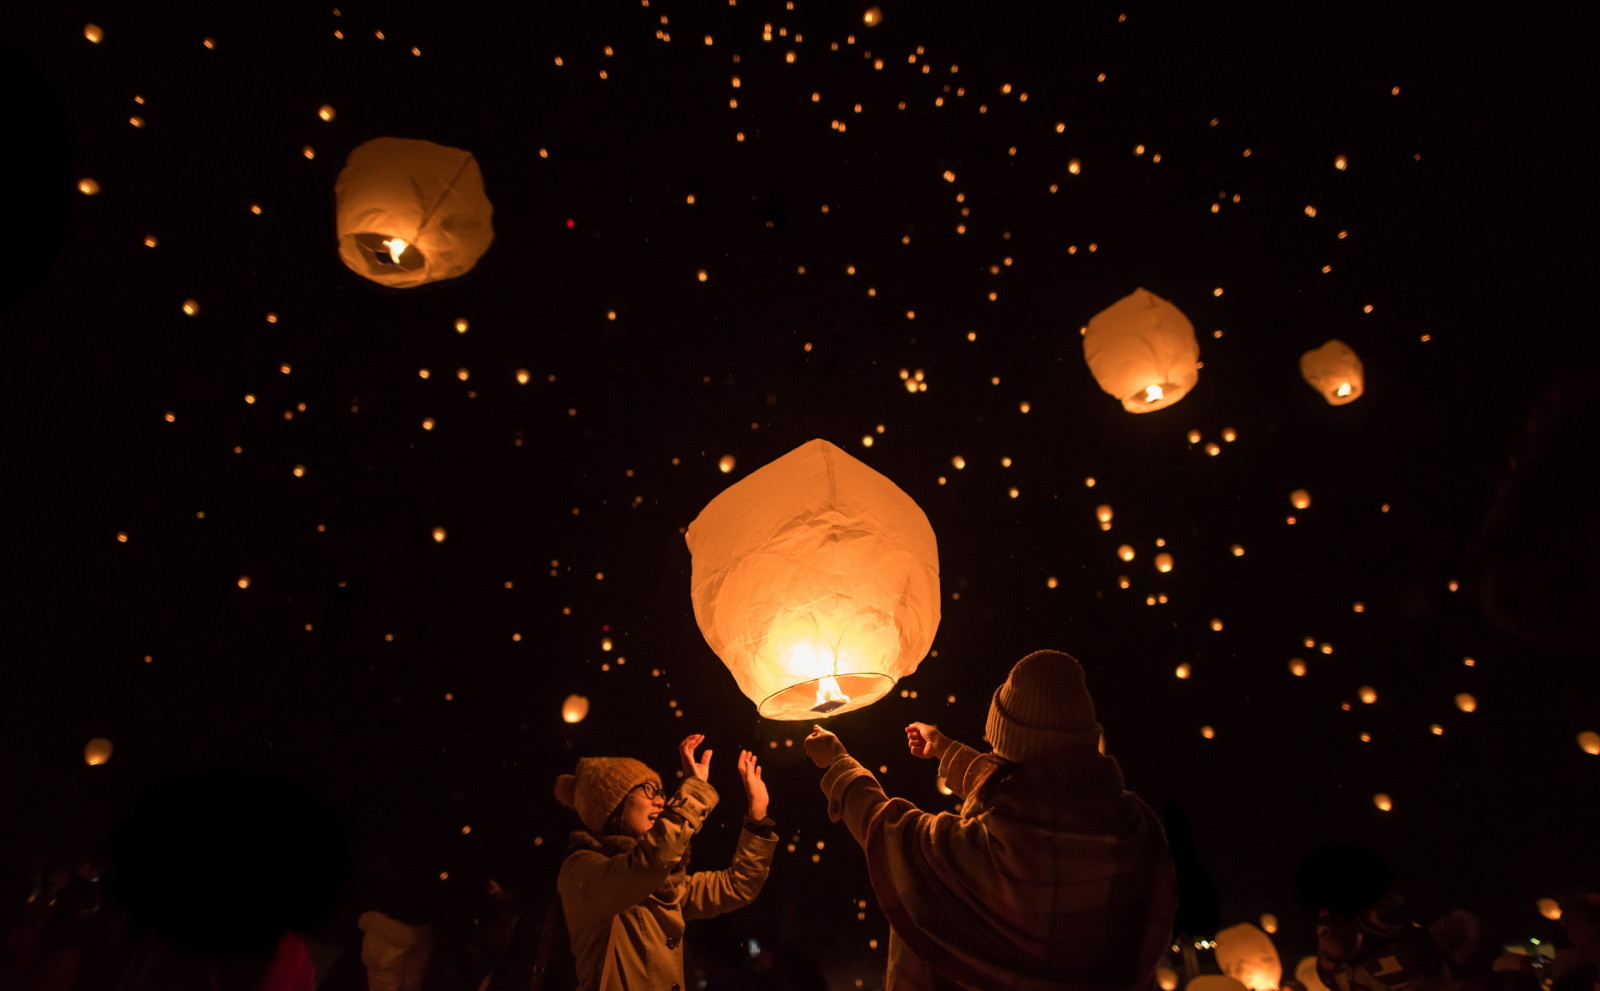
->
[985, 684, 1102, 763]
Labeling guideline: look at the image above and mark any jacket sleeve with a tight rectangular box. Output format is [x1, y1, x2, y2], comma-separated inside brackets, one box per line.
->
[679, 826, 778, 921]
[557, 777, 718, 928]
[820, 754, 901, 849]
[935, 740, 1006, 800]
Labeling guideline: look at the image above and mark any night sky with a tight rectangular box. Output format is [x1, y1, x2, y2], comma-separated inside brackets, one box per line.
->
[6, 0, 1598, 982]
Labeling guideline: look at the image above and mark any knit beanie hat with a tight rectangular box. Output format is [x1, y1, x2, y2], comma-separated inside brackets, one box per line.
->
[984, 649, 1103, 762]
[553, 757, 662, 834]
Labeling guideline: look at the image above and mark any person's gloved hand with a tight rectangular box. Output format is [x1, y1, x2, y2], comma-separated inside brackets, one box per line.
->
[803, 725, 847, 769]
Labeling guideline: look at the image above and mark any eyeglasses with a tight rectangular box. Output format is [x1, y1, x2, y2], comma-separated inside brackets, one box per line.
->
[630, 782, 663, 801]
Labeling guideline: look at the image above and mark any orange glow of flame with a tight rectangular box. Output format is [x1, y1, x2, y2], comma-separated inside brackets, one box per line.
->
[814, 675, 849, 712]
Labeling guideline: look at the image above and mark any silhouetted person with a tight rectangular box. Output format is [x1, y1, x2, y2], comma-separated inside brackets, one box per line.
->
[803, 649, 1178, 991]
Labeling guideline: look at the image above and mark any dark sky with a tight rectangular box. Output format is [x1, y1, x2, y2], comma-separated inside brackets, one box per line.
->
[5, 0, 1598, 979]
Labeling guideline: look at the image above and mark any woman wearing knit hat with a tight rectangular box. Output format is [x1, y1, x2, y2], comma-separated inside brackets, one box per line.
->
[803, 649, 1178, 991]
[552, 733, 776, 990]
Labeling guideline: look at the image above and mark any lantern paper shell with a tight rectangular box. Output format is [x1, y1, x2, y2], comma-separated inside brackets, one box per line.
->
[686, 438, 940, 720]
[84, 737, 114, 766]
[335, 137, 494, 288]
[561, 694, 589, 724]
[1215, 923, 1282, 991]
[1083, 288, 1200, 412]
[1300, 339, 1364, 405]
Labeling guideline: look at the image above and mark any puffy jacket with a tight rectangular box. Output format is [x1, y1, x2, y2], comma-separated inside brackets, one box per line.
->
[558, 777, 776, 991]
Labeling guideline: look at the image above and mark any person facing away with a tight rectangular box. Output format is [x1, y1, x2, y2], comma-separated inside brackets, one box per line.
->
[803, 649, 1179, 991]
[554, 734, 776, 991]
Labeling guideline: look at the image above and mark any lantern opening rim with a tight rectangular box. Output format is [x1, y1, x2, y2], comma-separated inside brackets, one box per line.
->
[756, 671, 896, 721]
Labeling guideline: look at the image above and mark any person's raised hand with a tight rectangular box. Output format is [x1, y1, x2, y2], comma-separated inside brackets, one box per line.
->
[803, 725, 846, 769]
[905, 722, 949, 760]
[736, 750, 768, 820]
[679, 734, 712, 781]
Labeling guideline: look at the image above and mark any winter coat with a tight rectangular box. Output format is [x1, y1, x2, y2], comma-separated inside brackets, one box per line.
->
[819, 739, 1178, 991]
[558, 777, 777, 991]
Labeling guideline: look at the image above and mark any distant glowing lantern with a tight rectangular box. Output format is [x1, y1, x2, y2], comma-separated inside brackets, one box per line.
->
[432, 527, 447, 542]
[1260, 913, 1279, 934]
[1083, 288, 1200, 412]
[1579, 731, 1600, 755]
[719, 455, 736, 474]
[1373, 792, 1393, 811]
[335, 137, 494, 288]
[1096, 504, 1114, 524]
[1538, 897, 1562, 920]
[1359, 686, 1377, 704]
[1289, 658, 1307, 677]
[686, 438, 940, 720]
[562, 694, 589, 724]
[78, 177, 101, 196]
[1155, 552, 1174, 573]
[84, 738, 113, 766]
[1157, 968, 1180, 991]
[1216, 923, 1282, 991]
[1296, 956, 1333, 991]
[1290, 489, 1311, 510]
[1117, 544, 1135, 562]
[84, 24, 104, 43]
[1455, 692, 1477, 713]
[1300, 339, 1364, 405]
[863, 7, 883, 26]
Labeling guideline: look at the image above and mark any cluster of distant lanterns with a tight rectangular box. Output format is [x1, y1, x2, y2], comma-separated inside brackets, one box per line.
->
[1084, 288, 1364, 412]
[325, 141, 1363, 410]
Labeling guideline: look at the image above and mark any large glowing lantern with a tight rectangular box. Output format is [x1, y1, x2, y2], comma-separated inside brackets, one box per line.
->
[1157, 968, 1180, 991]
[1083, 288, 1200, 413]
[686, 439, 940, 720]
[1216, 923, 1282, 991]
[1300, 339, 1364, 405]
[84, 737, 114, 766]
[334, 137, 494, 288]
[561, 694, 589, 724]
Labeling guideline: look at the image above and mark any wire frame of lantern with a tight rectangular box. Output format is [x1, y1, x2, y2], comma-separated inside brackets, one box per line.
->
[1300, 339, 1364, 405]
[335, 137, 494, 288]
[687, 439, 940, 720]
[1083, 288, 1200, 413]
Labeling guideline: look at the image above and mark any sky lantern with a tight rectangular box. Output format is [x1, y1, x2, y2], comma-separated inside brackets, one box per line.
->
[334, 137, 494, 288]
[1538, 898, 1562, 920]
[1155, 552, 1174, 572]
[1455, 692, 1477, 712]
[1083, 288, 1200, 412]
[686, 438, 940, 720]
[1373, 792, 1393, 811]
[1259, 913, 1279, 934]
[1157, 968, 1180, 991]
[84, 738, 113, 766]
[1296, 957, 1333, 991]
[1290, 489, 1311, 510]
[1579, 731, 1600, 755]
[561, 694, 589, 724]
[1300, 339, 1364, 405]
[1216, 923, 1283, 991]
